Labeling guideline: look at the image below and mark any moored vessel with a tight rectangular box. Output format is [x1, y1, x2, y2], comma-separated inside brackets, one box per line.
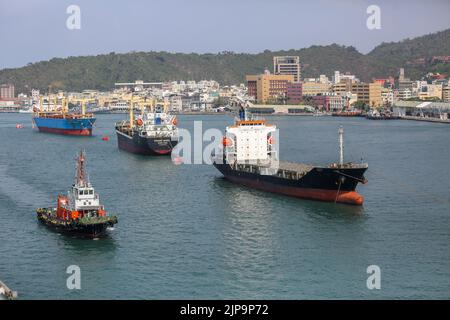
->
[332, 109, 363, 117]
[115, 97, 178, 155]
[212, 109, 368, 205]
[36, 151, 117, 238]
[32, 96, 96, 136]
[366, 109, 400, 120]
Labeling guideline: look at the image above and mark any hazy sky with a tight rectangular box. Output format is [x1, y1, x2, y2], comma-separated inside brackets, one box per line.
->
[1, 0, 450, 69]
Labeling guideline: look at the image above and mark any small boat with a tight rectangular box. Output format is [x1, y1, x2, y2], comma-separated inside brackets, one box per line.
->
[366, 109, 400, 120]
[36, 151, 117, 238]
[332, 109, 363, 117]
[19, 107, 34, 113]
[0, 280, 18, 300]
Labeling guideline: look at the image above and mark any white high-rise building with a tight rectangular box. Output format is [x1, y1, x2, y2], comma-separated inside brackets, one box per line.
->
[334, 71, 341, 84]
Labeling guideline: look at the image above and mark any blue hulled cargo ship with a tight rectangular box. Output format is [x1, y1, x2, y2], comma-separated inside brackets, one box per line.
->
[33, 115, 96, 136]
[32, 97, 96, 136]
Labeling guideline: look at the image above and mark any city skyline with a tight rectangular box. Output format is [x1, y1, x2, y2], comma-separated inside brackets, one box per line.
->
[1, 0, 450, 69]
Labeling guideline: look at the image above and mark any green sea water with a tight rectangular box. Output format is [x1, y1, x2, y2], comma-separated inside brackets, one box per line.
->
[0, 113, 449, 299]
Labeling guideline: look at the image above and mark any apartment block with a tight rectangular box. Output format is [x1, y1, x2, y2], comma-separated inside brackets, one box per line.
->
[351, 82, 382, 107]
[246, 72, 294, 104]
[301, 81, 331, 96]
[286, 82, 303, 104]
[443, 85, 450, 102]
[0, 83, 15, 99]
[273, 56, 301, 82]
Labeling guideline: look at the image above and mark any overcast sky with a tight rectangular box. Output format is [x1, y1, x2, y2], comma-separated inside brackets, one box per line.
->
[1, 0, 450, 69]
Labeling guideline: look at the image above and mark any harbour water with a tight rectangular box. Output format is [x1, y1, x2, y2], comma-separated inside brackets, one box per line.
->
[1, 113, 449, 299]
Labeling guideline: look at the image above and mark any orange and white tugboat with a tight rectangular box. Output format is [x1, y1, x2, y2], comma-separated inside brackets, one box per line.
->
[36, 151, 117, 238]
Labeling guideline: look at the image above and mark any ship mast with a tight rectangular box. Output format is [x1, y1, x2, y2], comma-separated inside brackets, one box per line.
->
[75, 150, 88, 187]
[338, 126, 344, 166]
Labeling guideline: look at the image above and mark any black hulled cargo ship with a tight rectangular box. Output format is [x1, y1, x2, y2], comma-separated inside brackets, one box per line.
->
[115, 100, 178, 155]
[36, 151, 117, 238]
[212, 110, 368, 205]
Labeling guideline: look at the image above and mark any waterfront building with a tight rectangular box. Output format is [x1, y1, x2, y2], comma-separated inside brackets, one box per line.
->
[246, 70, 294, 104]
[273, 56, 301, 82]
[318, 74, 329, 84]
[169, 95, 183, 112]
[351, 82, 382, 107]
[341, 73, 359, 82]
[301, 81, 331, 96]
[396, 88, 412, 100]
[381, 87, 394, 106]
[443, 84, 450, 102]
[333, 71, 341, 84]
[332, 79, 353, 95]
[418, 83, 443, 100]
[312, 93, 344, 111]
[248, 104, 314, 114]
[31, 89, 40, 102]
[286, 82, 303, 104]
[0, 83, 15, 99]
[399, 68, 405, 82]
[393, 100, 450, 118]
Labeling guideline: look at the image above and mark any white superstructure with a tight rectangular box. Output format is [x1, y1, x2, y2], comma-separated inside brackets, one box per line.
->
[222, 109, 278, 169]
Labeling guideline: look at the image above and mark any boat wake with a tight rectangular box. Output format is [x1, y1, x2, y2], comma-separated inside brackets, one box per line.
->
[0, 165, 51, 208]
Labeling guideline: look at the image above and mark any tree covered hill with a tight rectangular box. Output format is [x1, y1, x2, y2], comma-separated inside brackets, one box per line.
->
[1, 28, 450, 93]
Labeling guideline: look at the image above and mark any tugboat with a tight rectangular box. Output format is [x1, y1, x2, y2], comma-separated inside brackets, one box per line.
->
[36, 151, 117, 238]
[212, 108, 368, 205]
[115, 99, 178, 155]
[33, 96, 96, 136]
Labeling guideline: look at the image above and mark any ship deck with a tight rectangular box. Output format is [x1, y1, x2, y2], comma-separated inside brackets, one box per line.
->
[278, 161, 314, 173]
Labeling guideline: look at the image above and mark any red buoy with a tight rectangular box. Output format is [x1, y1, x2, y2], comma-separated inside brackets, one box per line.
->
[172, 156, 183, 165]
[101, 136, 109, 141]
[16, 124, 23, 129]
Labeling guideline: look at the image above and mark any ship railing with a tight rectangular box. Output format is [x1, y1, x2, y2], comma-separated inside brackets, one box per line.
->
[141, 131, 177, 138]
[328, 162, 368, 169]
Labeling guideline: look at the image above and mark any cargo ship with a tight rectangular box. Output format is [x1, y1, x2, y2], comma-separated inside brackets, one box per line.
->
[212, 109, 368, 205]
[32, 97, 96, 136]
[115, 100, 178, 155]
[37, 151, 117, 238]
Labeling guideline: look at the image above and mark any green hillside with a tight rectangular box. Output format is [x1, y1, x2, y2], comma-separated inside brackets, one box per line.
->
[1, 29, 449, 93]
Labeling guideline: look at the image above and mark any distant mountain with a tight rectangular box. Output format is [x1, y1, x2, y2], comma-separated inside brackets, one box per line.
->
[1, 29, 450, 93]
[367, 28, 450, 79]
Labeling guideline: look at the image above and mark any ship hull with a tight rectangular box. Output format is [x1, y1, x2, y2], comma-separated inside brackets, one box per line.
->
[116, 129, 177, 156]
[37, 209, 116, 238]
[213, 162, 367, 205]
[33, 117, 96, 136]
